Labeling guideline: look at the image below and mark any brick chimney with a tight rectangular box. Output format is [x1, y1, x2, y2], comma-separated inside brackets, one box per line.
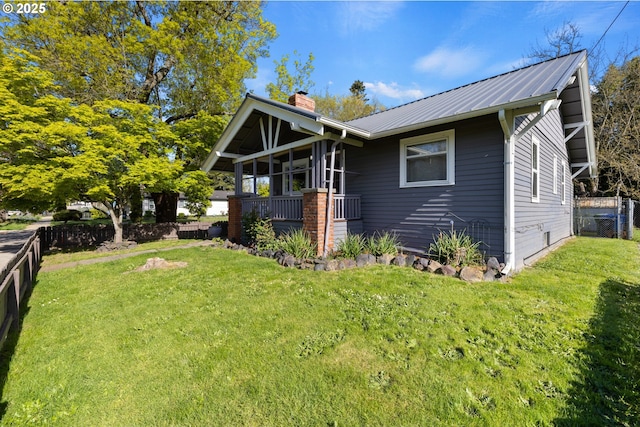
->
[288, 91, 315, 112]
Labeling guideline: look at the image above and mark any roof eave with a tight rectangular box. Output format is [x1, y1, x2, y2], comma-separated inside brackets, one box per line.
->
[202, 94, 329, 172]
[317, 116, 371, 139]
[577, 56, 597, 178]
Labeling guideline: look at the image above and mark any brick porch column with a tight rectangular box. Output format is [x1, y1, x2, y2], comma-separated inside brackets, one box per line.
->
[302, 188, 334, 257]
[227, 195, 248, 243]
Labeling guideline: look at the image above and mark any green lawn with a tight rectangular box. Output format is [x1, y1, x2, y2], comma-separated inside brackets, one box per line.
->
[41, 239, 203, 267]
[0, 223, 28, 231]
[1, 237, 638, 426]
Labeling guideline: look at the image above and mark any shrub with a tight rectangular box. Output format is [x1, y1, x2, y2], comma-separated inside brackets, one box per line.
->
[53, 209, 82, 222]
[5, 214, 40, 223]
[428, 229, 483, 266]
[143, 211, 155, 220]
[366, 231, 400, 256]
[336, 233, 367, 259]
[242, 210, 278, 251]
[90, 208, 109, 220]
[278, 228, 317, 259]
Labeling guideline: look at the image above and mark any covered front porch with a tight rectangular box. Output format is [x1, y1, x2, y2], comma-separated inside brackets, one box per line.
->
[202, 93, 368, 255]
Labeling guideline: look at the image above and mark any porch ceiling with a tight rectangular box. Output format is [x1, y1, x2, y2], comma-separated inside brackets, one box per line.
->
[212, 110, 321, 173]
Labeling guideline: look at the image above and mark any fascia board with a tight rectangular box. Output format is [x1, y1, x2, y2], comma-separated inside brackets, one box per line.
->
[317, 117, 371, 139]
[201, 98, 255, 172]
[577, 58, 597, 178]
[201, 97, 325, 172]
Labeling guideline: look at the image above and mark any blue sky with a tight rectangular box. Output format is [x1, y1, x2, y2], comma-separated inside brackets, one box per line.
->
[246, 1, 640, 108]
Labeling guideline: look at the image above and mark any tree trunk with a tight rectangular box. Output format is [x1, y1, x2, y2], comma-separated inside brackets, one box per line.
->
[152, 192, 178, 223]
[111, 211, 124, 244]
[129, 185, 143, 223]
[93, 202, 124, 243]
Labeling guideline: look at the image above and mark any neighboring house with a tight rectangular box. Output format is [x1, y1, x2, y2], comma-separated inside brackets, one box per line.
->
[177, 191, 232, 217]
[143, 191, 232, 217]
[202, 51, 596, 273]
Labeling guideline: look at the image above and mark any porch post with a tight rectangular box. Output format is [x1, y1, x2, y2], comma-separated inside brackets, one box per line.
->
[302, 188, 333, 257]
[227, 194, 249, 243]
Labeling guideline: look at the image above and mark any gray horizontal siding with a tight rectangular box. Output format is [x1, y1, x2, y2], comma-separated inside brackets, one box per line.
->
[346, 115, 505, 258]
[272, 220, 302, 236]
[514, 109, 572, 269]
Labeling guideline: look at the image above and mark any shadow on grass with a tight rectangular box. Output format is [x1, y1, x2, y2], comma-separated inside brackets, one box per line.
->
[555, 278, 640, 426]
[0, 281, 34, 421]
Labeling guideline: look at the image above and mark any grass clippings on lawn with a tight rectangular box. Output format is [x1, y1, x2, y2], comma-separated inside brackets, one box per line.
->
[0, 237, 638, 426]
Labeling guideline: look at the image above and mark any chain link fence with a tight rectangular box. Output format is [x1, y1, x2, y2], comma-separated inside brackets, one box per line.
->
[574, 197, 636, 239]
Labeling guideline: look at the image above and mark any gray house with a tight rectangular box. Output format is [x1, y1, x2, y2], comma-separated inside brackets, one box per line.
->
[203, 50, 596, 273]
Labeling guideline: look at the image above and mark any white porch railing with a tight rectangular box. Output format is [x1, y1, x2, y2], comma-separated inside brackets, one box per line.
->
[242, 194, 360, 221]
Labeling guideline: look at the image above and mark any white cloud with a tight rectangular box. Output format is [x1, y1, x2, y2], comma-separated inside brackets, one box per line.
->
[414, 46, 485, 79]
[364, 81, 425, 101]
[337, 1, 404, 35]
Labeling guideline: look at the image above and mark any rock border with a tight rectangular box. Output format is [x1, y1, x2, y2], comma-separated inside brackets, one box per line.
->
[216, 239, 507, 283]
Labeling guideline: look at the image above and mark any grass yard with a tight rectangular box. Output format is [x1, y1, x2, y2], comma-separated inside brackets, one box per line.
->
[41, 239, 203, 268]
[0, 237, 639, 426]
[0, 223, 27, 231]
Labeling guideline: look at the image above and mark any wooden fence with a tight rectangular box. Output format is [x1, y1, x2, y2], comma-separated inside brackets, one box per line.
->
[39, 222, 217, 251]
[0, 231, 41, 349]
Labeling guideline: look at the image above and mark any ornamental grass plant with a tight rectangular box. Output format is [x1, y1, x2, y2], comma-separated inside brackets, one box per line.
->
[428, 229, 484, 266]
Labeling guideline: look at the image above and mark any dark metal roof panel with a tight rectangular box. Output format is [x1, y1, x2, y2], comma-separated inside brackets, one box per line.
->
[347, 51, 587, 135]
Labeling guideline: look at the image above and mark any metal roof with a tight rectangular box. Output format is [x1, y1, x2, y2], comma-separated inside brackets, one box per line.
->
[204, 50, 595, 178]
[347, 51, 587, 136]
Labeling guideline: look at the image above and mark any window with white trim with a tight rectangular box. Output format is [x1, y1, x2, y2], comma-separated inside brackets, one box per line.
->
[400, 130, 455, 187]
[553, 154, 558, 195]
[561, 160, 566, 204]
[531, 136, 540, 202]
[282, 158, 309, 194]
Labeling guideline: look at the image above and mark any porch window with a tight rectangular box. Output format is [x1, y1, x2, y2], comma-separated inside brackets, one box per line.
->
[531, 136, 540, 203]
[400, 130, 455, 188]
[282, 158, 309, 194]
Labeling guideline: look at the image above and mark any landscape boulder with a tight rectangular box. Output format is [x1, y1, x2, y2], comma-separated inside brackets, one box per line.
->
[427, 260, 442, 274]
[486, 257, 501, 271]
[393, 254, 408, 267]
[377, 254, 394, 265]
[135, 257, 187, 272]
[439, 264, 457, 277]
[483, 269, 499, 281]
[325, 259, 341, 271]
[341, 259, 357, 269]
[459, 266, 484, 283]
[356, 254, 377, 267]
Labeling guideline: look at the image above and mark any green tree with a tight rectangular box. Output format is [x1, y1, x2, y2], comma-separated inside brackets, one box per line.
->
[4, 1, 276, 220]
[4, 1, 275, 119]
[265, 50, 315, 102]
[314, 81, 384, 121]
[172, 110, 234, 191]
[0, 49, 194, 242]
[349, 80, 367, 100]
[592, 57, 640, 199]
[180, 171, 212, 220]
